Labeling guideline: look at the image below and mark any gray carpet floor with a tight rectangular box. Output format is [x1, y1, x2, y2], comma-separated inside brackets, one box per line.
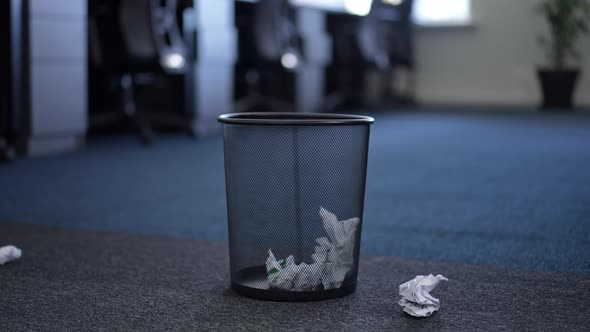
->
[1, 110, 589, 273]
[1, 222, 589, 331]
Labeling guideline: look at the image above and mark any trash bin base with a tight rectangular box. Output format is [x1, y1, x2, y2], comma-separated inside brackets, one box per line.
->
[231, 266, 357, 302]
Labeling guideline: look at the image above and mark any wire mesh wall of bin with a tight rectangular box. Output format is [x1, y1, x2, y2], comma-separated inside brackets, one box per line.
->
[219, 113, 374, 301]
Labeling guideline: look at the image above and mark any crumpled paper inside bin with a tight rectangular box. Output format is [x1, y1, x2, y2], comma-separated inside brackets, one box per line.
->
[266, 207, 359, 291]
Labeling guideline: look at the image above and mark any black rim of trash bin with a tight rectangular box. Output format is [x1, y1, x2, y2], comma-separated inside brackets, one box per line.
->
[218, 113, 375, 126]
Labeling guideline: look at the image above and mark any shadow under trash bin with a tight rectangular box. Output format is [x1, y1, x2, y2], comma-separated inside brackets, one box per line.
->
[219, 113, 374, 301]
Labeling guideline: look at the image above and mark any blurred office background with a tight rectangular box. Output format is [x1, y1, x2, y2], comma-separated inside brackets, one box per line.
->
[1, 0, 589, 273]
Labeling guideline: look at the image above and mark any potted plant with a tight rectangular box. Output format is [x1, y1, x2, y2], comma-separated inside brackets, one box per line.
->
[537, 0, 590, 109]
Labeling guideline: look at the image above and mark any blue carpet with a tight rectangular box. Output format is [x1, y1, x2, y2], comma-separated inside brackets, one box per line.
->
[1, 110, 589, 273]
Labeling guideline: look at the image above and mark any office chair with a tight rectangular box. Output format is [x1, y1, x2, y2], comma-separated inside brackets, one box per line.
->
[0, 101, 14, 160]
[0, 2, 15, 161]
[89, 0, 195, 144]
[378, 0, 415, 105]
[323, 2, 386, 111]
[0, 35, 13, 160]
[324, 0, 415, 111]
[234, 0, 303, 113]
[381, 0, 414, 67]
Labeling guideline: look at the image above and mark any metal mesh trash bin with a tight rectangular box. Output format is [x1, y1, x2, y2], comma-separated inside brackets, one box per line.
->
[219, 113, 374, 301]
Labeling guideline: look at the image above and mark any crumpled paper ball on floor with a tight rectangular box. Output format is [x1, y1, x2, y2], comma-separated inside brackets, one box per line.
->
[399, 274, 448, 317]
[0, 245, 22, 265]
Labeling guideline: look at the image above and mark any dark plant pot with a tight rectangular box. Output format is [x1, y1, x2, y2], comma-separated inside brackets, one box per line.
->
[537, 69, 580, 109]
